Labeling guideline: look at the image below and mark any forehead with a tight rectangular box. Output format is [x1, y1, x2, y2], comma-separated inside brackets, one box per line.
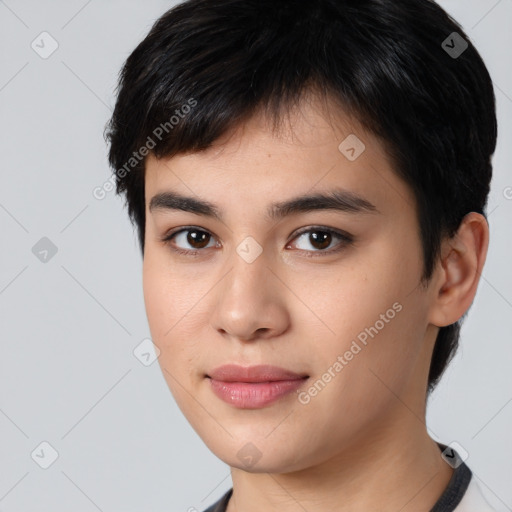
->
[144, 95, 414, 220]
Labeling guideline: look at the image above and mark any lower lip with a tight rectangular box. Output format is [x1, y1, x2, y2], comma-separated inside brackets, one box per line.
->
[208, 377, 308, 409]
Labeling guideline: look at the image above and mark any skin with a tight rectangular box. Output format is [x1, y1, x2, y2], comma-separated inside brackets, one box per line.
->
[142, 92, 489, 512]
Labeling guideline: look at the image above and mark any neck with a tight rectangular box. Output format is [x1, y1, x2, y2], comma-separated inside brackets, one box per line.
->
[226, 409, 453, 512]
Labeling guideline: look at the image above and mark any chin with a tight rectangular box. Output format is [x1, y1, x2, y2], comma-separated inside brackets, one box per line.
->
[203, 435, 311, 474]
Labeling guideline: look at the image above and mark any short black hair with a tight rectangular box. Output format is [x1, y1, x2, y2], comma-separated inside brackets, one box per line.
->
[104, 0, 497, 393]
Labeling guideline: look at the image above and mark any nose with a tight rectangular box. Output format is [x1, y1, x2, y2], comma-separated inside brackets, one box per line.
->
[210, 243, 290, 342]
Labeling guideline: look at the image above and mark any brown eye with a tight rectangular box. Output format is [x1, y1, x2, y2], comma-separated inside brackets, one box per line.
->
[185, 229, 211, 249]
[162, 227, 217, 253]
[288, 226, 354, 256]
[308, 231, 332, 250]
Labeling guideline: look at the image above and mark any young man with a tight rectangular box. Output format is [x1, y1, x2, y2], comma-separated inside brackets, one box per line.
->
[105, 0, 498, 510]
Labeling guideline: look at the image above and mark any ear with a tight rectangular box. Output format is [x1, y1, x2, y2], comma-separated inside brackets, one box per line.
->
[428, 212, 489, 328]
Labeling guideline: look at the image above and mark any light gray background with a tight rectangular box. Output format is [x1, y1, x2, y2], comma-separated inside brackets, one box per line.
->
[0, 1, 511, 511]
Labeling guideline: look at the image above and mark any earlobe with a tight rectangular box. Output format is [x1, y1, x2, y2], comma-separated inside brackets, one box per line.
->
[428, 212, 489, 328]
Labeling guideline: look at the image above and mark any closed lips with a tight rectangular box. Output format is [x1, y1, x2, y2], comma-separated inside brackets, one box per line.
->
[207, 364, 309, 382]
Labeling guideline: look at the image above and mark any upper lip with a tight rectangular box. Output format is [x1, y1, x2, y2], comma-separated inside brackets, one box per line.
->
[207, 364, 308, 382]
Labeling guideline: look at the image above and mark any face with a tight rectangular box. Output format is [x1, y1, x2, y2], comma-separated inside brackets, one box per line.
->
[142, 96, 439, 473]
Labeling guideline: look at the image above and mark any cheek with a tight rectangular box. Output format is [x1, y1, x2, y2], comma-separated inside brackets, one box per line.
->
[143, 258, 185, 376]
[142, 255, 208, 379]
[294, 242, 425, 384]
[143, 249, 201, 336]
[142, 262, 171, 340]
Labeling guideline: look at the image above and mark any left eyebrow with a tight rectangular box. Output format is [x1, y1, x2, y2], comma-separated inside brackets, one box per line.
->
[148, 187, 379, 221]
[266, 188, 379, 221]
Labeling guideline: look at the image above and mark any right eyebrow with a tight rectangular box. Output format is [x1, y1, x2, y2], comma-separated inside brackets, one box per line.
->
[149, 191, 223, 220]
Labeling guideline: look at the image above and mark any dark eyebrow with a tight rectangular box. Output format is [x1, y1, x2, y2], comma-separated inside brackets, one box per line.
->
[267, 188, 379, 220]
[149, 191, 223, 220]
[148, 188, 379, 221]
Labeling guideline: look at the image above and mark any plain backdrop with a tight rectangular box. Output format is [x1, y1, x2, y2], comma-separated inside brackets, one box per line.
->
[0, 1, 511, 511]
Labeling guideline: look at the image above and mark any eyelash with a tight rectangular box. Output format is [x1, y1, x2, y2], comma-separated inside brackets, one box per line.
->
[160, 225, 354, 258]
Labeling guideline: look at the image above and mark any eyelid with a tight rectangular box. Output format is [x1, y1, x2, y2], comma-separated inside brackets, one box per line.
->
[285, 226, 354, 256]
[159, 225, 218, 255]
[290, 225, 353, 243]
